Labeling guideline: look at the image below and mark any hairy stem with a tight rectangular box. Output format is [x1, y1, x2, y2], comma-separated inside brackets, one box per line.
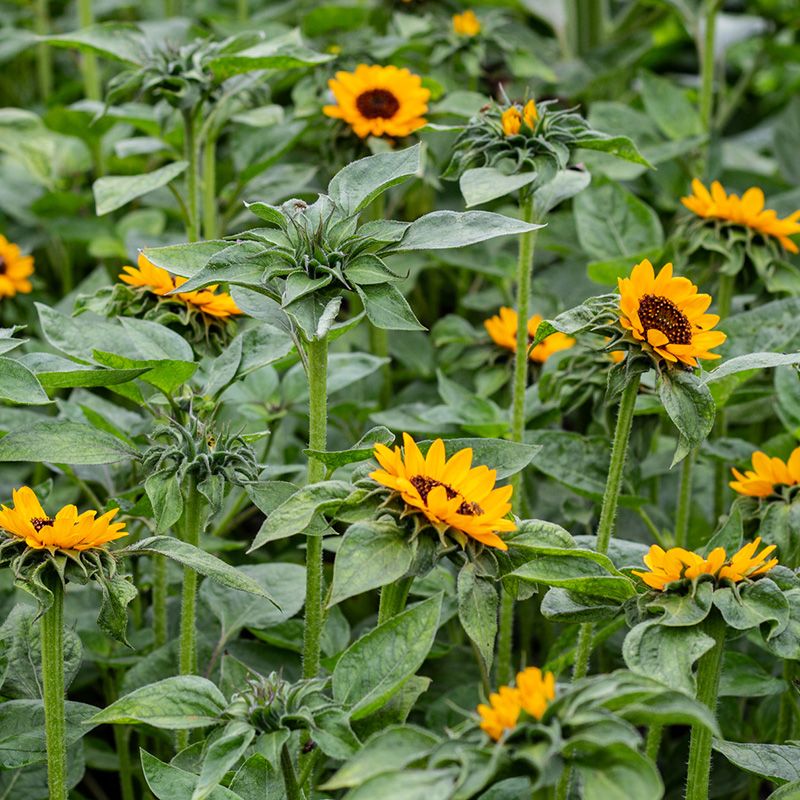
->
[281, 743, 305, 800]
[41, 575, 67, 800]
[202, 135, 218, 240]
[675, 450, 695, 548]
[153, 553, 168, 649]
[182, 108, 201, 242]
[377, 576, 413, 625]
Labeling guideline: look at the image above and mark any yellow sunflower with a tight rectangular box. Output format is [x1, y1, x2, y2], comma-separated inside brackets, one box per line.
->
[0, 235, 34, 299]
[632, 539, 778, 591]
[501, 100, 538, 137]
[681, 179, 800, 253]
[484, 307, 575, 363]
[452, 10, 481, 36]
[730, 448, 800, 498]
[516, 666, 556, 720]
[0, 487, 127, 553]
[120, 253, 242, 320]
[323, 65, 430, 139]
[370, 433, 516, 550]
[618, 259, 726, 368]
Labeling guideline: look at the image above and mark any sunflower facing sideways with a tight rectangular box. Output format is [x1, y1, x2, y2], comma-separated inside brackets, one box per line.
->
[485, 307, 574, 363]
[370, 433, 515, 550]
[323, 64, 430, 139]
[0, 486, 127, 553]
[478, 666, 556, 741]
[618, 259, 726, 367]
[730, 447, 800, 498]
[0, 235, 34, 299]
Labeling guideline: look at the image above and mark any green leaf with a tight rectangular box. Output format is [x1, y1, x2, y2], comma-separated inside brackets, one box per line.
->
[305, 426, 395, 468]
[96, 571, 138, 645]
[322, 725, 439, 790]
[576, 747, 663, 800]
[207, 41, 333, 80]
[0, 420, 137, 464]
[719, 652, 787, 698]
[658, 369, 716, 466]
[392, 210, 544, 251]
[713, 579, 789, 637]
[416, 437, 540, 481]
[639, 70, 704, 140]
[91, 676, 226, 729]
[713, 739, 800, 784]
[142, 241, 233, 278]
[340, 769, 457, 800]
[249, 480, 351, 551]
[144, 470, 184, 533]
[645, 581, 713, 627]
[540, 587, 620, 623]
[702, 352, 800, 384]
[229, 753, 283, 800]
[0, 358, 49, 405]
[459, 167, 539, 207]
[332, 594, 442, 720]
[701, 504, 744, 557]
[175, 242, 287, 294]
[457, 563, 498, 672]
[43, 23, 145, 64]
[141, 750, 242, 800]
[121, 537, 278, 606]
[575, 134, 653, 167]
[329, 144, 422, 215]
[92, 351, 196, 395]
[329, 520, 414, 606]
[94, 161, 188, 215]
[622, 620, 715, 694]
[192, 721, 255, 800]
[533, 169, 592, 216]
[344, 254, 402, 286]
[355, 283, 425, 331]
[32, 362, 150, 390]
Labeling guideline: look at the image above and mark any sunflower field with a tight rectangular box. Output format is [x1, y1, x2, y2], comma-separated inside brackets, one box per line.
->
[1, 1, 800, 799]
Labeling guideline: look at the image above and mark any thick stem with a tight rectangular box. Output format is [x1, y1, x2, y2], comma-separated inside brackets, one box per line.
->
[237, 0, 249, 22]
[153, 553, 168, 649]
[685, 613, 726, 800]
[34, 0, 53, 103]
[566, 0, 608, 56]
[202, 136, 218, 240]
[496, 579, 517, 685]
[377, 576, 413, 625]
[675, 450, 695, 548]
[281, 743, 304, 800]
[698, 1, 720, 135]
[77, 0, 101, 101]
[302, 335, 328, 679]
[41, 576, 67, 800]
[646, 723, 664, 763]
[183, 108, 201, 243]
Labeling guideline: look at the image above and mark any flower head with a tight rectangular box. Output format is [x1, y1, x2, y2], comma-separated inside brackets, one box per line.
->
[323, 65, 430, 139]
[0, 235, 34, 299]
[618, 259, 726, 367]
[730, 448, 800, 498]
[501, 106, 521, 136]
[632, 539, 778, 591]
[485, 307, 575, 363]
[477, 667, 556, 741]
[120, 253, 242, 320]
[370, 433, 515, 550]
[0, 487, 127, 553]
[522, 99, 538, 128]
[452, 10, 481, 36]
[682, 179, 800, 253]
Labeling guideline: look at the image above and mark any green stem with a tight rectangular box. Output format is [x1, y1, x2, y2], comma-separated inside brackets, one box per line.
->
[237, 0, 248, 22]
[554, 768, 570, 800]
[646, 723, 664, 763]
[369, 324, 392, 408]
[685, 613, 726, 800]
[496, 579, 517, 685]
[675, 450, 695, 548]
[153, 553, 168, 649]
[573, 375, 640, 681]
[183, 108, 201, 242]
[713, 272, 734, 520]
[77, 0, 101, 101]
[34, 0, 52, 103]
[202, 135, 218, 240]
[103, 671, 135, 800]
[303, 336, 328, 679]
[281, 744, 305, 800]
[377, 576, 413, 625]
[698, 1, 721, 136]
[776, 660, 795, 743]
[41, 575, 67, 800]
[566, 0, 608, 56]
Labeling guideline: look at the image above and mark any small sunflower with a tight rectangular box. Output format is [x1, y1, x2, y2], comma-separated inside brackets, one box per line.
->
[120, 253, 242, 320]
[323, 64, 430, 139]
[0, 487, 127, 553]
[632, 539, 778, 591]
[501, 100, 538, 137]
[477, 666, 556, 741]
[681, 179, 800, 254]
[0, 235, 34, 299]
[485, 307, 575, 363]
[618, 259, 726, 368]
[370, 433, 515, 550]
[730, 448, 800, 498]
[452, 10, 481, 36]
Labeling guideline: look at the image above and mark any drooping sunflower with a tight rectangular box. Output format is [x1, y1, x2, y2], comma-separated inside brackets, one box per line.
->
[452, 9, 481, 36]
[370, 433, 515, 550]
[632, 539, 778, 591]
[323, 64, 430, 139]
[0, 235, 34, 299]
[730, 448, 800, 498]
[681, 179, 800, 253]
[0, 487, 127, 553]
[484, 307, 575, 363]
[120, 253, 242, 320]
[618, 259, 726, 367]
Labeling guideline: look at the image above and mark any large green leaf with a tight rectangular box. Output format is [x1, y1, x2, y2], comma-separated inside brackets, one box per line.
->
[207, 41, 333, 80]
[658, 369, 716, 465]
[192, 721, 255, 800]
[43, 23, 146, 64]
[341, 769, 457, 800]
[457, 563, 498, 672]
[639, 70, 704, 140]
[94, 161, 188, 215]
[141, 751, 242, 800]
[0, 358, 49, 405]
[459, 167, 539, 207]
[713, 739, 800, 784]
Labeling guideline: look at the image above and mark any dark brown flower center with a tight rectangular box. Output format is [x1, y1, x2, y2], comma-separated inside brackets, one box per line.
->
[31, 517, 54, 532]
[638, 294, 692, 345]
[356, 89, 400, 120]
[0, 256, 6, 275]
[409, 475, 483, 516]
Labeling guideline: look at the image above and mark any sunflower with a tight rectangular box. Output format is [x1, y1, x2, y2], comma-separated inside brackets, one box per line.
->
[501, 100, 538, 137]
[120, 253, 242, 320]
[0, 235, 34, 299]
[632, 539, 778, 591]
[681, 179, 800, 253]
[730, 448, 800, 498]
[477, 666, 556, 741]
[485, 307, 575, 363]
[618, 259, 726, 368]
[452, 10, 481, 36]
[370, 433, 516, 550]
[323, 65, 430, 139]
[0, 487, 127, 553]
